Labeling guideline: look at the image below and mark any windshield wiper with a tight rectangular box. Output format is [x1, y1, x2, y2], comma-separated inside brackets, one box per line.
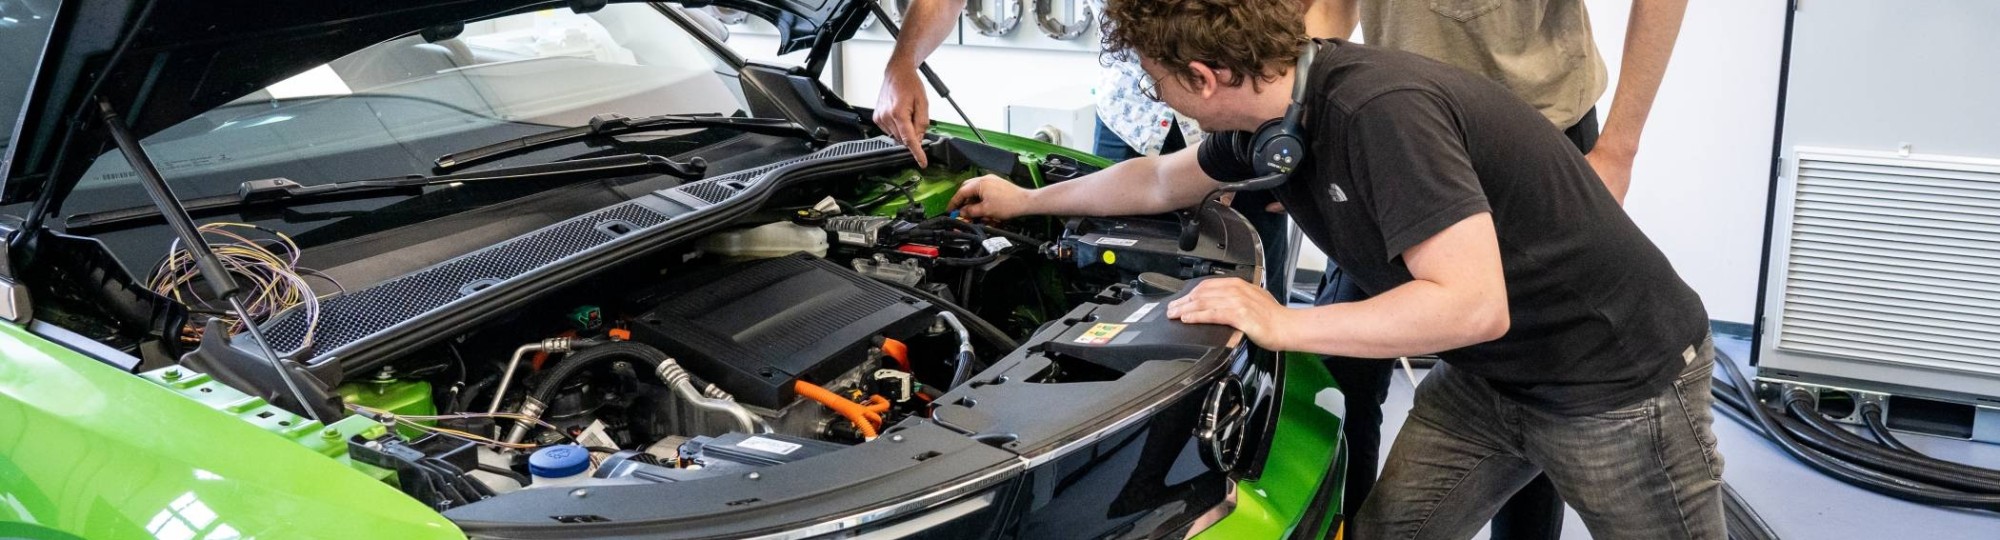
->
[65, 153, 701, 232]
[433, 113, 821, 172]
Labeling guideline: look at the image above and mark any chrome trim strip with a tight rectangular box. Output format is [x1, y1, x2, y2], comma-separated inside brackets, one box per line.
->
[740, 461, 1024, 540]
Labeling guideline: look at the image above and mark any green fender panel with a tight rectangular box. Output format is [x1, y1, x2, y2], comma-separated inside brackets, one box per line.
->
[0, 323, 462, 540]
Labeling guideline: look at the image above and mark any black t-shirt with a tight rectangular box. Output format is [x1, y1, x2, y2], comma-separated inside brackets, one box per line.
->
[1200, 39, 1708, 414]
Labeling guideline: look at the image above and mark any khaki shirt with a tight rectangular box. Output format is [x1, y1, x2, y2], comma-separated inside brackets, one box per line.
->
[1359, 0, 1607, 128]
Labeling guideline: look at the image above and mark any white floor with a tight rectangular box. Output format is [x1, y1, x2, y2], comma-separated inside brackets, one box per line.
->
[1371, 334, 2000, 539]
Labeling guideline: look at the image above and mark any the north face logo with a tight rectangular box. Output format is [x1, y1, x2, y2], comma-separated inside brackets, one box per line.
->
[1328, 183, 1349, 202]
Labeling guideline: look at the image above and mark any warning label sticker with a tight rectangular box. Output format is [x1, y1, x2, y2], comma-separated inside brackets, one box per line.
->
[1095, 237, 1139, 247]
[1123, 302, 1160, 323]
[1072, 323, 1129, 345]
[739, 436, 803, 455]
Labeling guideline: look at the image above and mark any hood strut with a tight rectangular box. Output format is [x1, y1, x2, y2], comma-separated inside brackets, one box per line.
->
[94, 96, 336, 422]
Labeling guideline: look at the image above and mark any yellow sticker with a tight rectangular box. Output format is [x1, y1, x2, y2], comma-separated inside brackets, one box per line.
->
[1101, 250, 1117, 265]
[1073, 323, 1128, 345]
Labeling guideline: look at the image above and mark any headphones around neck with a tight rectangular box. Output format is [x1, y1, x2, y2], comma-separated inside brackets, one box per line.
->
[1222, 39, 1327, 192]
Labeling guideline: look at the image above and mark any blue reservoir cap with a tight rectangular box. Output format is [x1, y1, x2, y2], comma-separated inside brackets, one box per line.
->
[529, 444, 590, 478]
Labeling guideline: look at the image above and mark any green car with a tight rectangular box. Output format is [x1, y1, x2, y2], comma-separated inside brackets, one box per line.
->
[0, 1, 1344, 538]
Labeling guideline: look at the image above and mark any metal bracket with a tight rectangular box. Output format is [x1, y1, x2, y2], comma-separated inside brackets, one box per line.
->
[1034, 0, 1092, 40]
[0, 238, 28, 324]
[965, 0, 1023, 37]
[0, 277, 31, 324]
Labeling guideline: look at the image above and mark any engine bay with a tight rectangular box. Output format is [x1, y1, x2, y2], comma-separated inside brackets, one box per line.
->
[29, 135, 1265, 519]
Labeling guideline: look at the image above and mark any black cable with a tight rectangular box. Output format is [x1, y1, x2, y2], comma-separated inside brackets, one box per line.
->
[1860, 404, 1920, 454]
[448, 374, 500, 416]
[475, 463, 531, 486]
[1721, 482, 1779, 540]
[1712, 351, 2000, 510]
[981, 223, 1042, 247]
[1731, 384, 2000, 495]
[1792, 392, 2000, 494]
[1779, 393, 2000, 492]
[874, 277, 1020, 351]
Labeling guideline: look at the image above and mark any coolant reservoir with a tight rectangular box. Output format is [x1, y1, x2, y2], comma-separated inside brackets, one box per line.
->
[699, 221, 829, 260]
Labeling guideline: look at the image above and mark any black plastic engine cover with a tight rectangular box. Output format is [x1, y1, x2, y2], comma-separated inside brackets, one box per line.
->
[627, 254, 933, 409]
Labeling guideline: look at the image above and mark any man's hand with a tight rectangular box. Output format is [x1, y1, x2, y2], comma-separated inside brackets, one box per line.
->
[1167, 278, 1292, 350]
[874, 65, 931, 167]
[949, 174, 1035, 220]
[1585, 145, 1635, 204]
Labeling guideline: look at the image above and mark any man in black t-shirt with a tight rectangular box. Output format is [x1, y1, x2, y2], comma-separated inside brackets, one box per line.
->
[948, 1, 1722, 537]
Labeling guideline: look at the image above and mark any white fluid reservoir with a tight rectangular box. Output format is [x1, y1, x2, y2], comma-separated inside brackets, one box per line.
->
[699, 221, 830, 260]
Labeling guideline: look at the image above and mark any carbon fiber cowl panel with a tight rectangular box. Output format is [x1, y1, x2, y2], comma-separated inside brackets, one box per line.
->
[263, 138, 900, 357]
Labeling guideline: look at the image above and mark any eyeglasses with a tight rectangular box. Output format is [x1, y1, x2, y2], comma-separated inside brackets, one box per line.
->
[1139, 72, 1164, 102]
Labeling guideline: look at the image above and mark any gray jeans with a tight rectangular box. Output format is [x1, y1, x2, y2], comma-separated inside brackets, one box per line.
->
[1353, 340, 1724, 539]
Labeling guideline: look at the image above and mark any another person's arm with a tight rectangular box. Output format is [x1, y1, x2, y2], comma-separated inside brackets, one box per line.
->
[949, 146, 1223, 219]
[1168, 213, 1509, 358]
[1305, 0, 1359, 40]
[875, 0, 967, 167]
[1591, 0, 1689, 203]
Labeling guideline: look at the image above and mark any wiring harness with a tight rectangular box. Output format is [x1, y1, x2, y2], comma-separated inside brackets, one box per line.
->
[146, 222, 338, 354]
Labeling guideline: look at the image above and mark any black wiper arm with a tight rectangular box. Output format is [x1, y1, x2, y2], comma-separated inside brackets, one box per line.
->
[242, 153, 704, 202]
[434, 113, 820, 171]
[66, 153, 701, 232]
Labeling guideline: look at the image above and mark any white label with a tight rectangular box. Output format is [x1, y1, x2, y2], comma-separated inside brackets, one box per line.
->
[1123, 302, 1160, 323]
[982, 236, 1013, 253]
[738, 436, 803, 455]
[1095, 237, 1139, 247]
[578, 420, 617, 452]
[837, 231, 869, 246]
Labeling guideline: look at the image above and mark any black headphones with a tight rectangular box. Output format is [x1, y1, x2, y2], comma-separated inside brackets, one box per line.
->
[1222, 39, 1326, 192]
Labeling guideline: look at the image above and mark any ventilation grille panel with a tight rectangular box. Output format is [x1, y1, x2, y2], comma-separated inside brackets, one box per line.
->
[1777, 148, 2000, 378]
[266, 137, 902, 357]
[264, 203, 672, 352]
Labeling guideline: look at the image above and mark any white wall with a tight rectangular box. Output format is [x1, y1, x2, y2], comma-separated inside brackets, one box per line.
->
[836, 41, 1102, 135]
[1588, 1, 1787, 323]
[728, 2, 1788, 322]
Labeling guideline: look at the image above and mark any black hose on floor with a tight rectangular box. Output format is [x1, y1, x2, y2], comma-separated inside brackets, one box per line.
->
[1721, 482, 1778, 540]
[1860, 403, 1920, 454]
[1709, 351, 2000, 511]
[1778, 392, 2000, 494]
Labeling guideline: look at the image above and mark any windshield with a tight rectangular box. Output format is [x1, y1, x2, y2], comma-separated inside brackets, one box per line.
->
[0, 0, 60, 161]
[67, 4, 748, 216]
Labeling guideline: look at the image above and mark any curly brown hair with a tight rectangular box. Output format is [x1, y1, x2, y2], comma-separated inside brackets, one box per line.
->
[1100, 0, 1306, 92]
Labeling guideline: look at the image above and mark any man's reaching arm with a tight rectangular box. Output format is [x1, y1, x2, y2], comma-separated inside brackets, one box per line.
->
[875, 0, 967, 167]
[950, 144, 1224, 220]
[1168, 213, 1510, 358]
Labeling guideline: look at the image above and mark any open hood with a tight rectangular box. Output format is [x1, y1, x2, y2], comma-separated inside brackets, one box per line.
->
[0, 0, 868, 206]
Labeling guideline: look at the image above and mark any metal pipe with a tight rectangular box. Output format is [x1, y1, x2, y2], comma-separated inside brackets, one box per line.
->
[938, 312, 976, 389]
[502, 397, 547, 445]
[487, 337, 574, 415]
[656, 358, 770, 434]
